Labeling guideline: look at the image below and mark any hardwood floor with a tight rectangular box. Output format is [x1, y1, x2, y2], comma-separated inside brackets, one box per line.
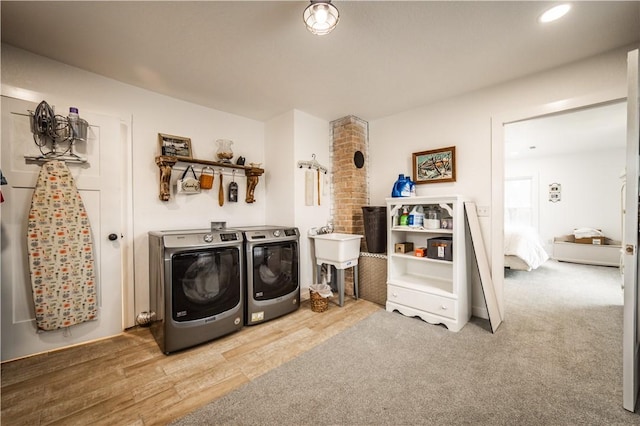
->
[1, 298, 381, 425]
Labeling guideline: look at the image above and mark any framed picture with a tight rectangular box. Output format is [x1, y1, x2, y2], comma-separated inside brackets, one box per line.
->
[158, 133, 192, 160]
[413, 146, 456, 184]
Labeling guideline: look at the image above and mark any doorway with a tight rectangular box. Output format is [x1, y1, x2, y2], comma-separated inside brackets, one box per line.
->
[504, 101, 627, 261]
[490, 91, 627, 318]
[491, 91, 631, 411]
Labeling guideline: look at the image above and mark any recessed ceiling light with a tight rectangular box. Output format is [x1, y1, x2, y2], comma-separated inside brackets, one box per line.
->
[539, 4, 571, 23]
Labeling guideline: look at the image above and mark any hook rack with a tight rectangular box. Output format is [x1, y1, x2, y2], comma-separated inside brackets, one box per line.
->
[171, 165, 241, 178]
[155, 155, 264, 203]
[24, 154, 88, 165]
[297, 154, 327, 174]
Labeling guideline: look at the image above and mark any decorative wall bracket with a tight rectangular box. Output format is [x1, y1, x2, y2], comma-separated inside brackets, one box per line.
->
[155, 155, 264, 203]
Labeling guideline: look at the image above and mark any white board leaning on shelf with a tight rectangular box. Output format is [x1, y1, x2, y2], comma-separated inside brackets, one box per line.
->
[464, 202, 502, 333]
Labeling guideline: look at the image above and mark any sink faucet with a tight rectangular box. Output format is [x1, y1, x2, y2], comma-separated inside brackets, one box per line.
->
[319, 221, 334, 235]
[308, 221, 334, 236]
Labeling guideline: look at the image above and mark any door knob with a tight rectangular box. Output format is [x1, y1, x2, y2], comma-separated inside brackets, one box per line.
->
[108, 233, 119, 241]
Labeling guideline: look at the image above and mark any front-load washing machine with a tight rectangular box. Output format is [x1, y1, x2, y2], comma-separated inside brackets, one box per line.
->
[148, 228, 244, 354]
[233, 226, 300, 325]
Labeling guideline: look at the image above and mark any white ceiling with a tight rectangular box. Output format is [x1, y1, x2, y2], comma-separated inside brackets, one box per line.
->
[505, 101, 628, 160]
[2, 1, 639, 123]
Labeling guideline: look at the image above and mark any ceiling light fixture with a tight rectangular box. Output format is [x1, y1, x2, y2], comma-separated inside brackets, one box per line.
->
[539, 3, 571, 23]
[303, 0, 339, 35]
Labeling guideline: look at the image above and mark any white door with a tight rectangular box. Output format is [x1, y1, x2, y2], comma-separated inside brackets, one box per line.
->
[623, 49, 640, 413]
[1, 96, 124, 361]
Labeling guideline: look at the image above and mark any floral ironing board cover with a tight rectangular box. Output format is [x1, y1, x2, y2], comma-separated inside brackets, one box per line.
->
[27, 160, 98, 331]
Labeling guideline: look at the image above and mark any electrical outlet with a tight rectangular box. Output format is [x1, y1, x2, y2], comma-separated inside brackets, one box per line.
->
[476, 205, 490, 217]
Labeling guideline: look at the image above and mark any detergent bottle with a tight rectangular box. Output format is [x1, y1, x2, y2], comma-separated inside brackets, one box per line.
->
[399, 207, 409, 226]
[400, 175, 414, 197]
[408, 205, 424, 227]
[392, 174, 406, 197]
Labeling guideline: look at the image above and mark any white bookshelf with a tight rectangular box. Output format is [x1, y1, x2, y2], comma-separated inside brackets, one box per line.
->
[385, 195, 471, 331]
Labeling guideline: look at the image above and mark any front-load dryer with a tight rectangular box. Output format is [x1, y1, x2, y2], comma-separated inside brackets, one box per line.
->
[148, 228, 244, 354]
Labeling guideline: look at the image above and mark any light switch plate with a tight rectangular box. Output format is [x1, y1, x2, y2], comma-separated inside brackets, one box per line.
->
[476, 205, 490, 217]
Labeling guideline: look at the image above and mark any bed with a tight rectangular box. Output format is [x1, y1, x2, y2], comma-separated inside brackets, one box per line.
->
[504, 224, 549, 271]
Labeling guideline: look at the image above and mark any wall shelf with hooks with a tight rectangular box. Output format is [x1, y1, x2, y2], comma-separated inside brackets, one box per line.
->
[155, 155, 264, 203]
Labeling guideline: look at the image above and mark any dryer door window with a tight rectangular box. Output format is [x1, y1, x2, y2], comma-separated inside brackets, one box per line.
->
[171, 248, 241, 322]
[251, 242, 298, 300]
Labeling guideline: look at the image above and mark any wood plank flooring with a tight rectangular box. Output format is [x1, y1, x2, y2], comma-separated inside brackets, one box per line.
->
[1, 298, 381, 425]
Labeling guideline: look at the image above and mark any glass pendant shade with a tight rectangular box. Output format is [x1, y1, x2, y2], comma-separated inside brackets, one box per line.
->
[303, 1, 339, 35]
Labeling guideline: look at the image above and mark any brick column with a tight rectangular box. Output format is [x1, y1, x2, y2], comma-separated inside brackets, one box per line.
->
[330, 115, 369, 296]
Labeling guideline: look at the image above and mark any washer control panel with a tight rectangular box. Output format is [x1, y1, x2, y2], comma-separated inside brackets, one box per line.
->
[158, 230, 242, 248]
[235, 226, 299, 242]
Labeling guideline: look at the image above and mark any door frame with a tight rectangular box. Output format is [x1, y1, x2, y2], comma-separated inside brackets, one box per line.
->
[0, 84, 136, 329]
[490, 88, 626, 320]
[623, 48, 639, 412]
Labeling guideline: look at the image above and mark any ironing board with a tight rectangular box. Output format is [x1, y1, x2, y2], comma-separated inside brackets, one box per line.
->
[27, 160, 98, 331]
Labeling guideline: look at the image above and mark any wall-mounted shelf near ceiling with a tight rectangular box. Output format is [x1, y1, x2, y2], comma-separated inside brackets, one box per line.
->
[155, 155, 264, 203]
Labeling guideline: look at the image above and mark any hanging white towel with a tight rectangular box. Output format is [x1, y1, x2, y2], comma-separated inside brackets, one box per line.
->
[26, 160, 98, 331]
[305, 170, 314, 206]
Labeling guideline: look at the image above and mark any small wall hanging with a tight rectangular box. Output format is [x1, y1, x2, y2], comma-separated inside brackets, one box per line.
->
[228, 170, 238, 202]
[549, 183, 561, 202]
[199, 166, 214, 190]
[176, 165, 201, 194]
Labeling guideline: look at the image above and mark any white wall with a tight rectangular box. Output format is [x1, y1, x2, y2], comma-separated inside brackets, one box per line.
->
[293, 110, 332, 289]
[1, 45, 266, 324]
[369, 45, 635, 318]
[265, 111, 295, 227]
[265, 110, 332, 291]
[507, 148, 626, 254]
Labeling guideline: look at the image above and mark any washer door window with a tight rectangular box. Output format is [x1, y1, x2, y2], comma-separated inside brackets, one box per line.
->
[252, 242, 298, 300]
[171, 248, 240, 322]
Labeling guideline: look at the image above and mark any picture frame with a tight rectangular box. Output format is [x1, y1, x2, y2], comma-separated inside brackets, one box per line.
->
[158, 133, 193, 160]
[413, 146, 456, 184]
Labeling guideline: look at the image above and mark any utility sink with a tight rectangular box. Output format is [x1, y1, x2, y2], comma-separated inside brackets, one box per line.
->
[311, 233, 363, 267]
[311, 233, 364, 307]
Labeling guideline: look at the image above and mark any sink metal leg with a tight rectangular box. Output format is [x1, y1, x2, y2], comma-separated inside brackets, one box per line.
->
[315, 263, 359, 307]
[354, 265, 359, 300]
[337, 268, 345, 307]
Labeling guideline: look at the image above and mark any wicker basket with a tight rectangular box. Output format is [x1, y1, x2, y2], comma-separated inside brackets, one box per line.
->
[358, 253, 388, 306]
[309, 289, 329, 313]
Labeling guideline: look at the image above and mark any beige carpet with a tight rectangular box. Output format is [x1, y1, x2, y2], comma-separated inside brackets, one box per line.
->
[172, 260, 639, 425]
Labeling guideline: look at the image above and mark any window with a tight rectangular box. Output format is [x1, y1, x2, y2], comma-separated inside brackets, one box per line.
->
[505, 176, 538, 229]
